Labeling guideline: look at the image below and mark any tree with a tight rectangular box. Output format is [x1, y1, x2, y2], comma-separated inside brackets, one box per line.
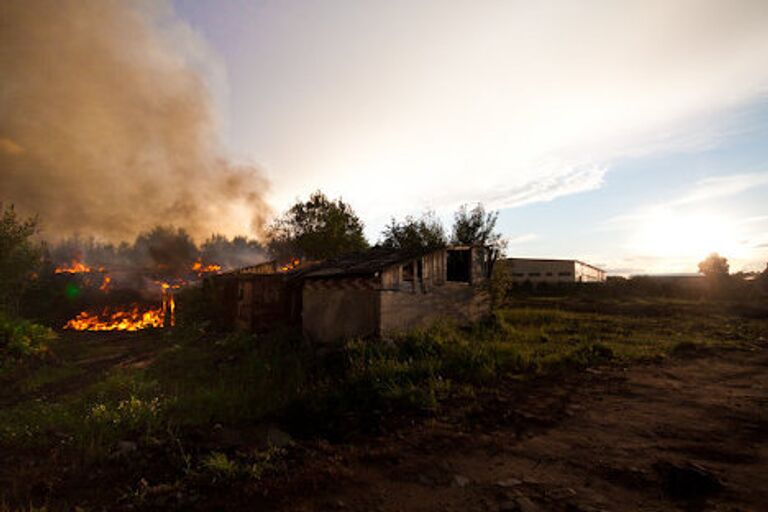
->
[380, 211, 447, 252]
[0, 204, 42, 314]
[132, 226, 198, 276]
[266, 191, 368, 260]
[698, 252, 729, 277]
[451, 203, 506, 256]
[758, 262, 768, 293]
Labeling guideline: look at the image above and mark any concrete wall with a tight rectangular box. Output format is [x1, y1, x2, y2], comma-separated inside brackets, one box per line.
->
[379, 282, 490, 335]
[302, 247, 492, 342]
[302, 284, 379, 343]
[499, 258, 606, 284]
[574, 261, 606, 282]
[502, 259, 577, 284]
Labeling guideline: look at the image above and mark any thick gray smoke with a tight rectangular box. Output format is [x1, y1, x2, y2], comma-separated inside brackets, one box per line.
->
[0, 0, 270, 242]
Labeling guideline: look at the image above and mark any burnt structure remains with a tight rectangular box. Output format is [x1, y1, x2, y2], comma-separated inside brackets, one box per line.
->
[213, 245, 493, 342]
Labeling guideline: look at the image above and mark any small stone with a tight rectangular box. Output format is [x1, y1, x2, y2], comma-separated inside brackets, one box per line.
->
[548, 487, 577, 500]
[452, 474, 470, 488]
[496, 478, 523, 488]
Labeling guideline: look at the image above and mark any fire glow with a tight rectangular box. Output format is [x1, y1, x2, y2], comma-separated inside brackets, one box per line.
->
[192, 260, 221, 276]
[280, 258, 301, 272]
[63, 281, 176, 331]
[55, 261, 92, 274]
[63, 304, 165, 331]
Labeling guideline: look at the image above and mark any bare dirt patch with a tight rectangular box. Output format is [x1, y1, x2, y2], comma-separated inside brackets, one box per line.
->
[267, 341, 768, 512]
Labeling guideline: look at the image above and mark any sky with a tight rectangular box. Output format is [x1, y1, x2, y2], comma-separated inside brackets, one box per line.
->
[170, 0, 768, 274]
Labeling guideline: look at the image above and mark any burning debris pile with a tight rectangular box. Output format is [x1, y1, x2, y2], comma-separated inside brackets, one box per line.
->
[49, 228, 265, 332]
[58, 271, 186, 332]
[64, 304, 166, 332]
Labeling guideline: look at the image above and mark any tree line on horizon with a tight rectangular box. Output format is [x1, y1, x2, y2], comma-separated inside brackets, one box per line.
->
[3, 193, 768, 316]
[0, 193, 503, 312]
[265, 190, 505, 261]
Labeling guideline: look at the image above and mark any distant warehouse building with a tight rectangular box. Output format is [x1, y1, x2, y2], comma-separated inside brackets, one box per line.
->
[500, 258, 606, 284]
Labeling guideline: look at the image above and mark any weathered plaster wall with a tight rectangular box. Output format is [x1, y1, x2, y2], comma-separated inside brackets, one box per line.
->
[379, 283, 490, 335]
[302, 285, 379, 343]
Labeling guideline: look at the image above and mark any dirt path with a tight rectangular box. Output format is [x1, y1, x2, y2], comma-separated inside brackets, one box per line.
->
[275, 342, 768, 512]
[0, 331, 166, 407]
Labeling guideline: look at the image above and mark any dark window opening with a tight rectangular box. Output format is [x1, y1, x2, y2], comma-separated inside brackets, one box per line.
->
[417, 259, 423, 280]
[545, 272, 553, 276]
[402, 263, 414, 281]
[528, 272, 541, 277]
[558, 271, 572, 277]
[447, 250, 471, 282]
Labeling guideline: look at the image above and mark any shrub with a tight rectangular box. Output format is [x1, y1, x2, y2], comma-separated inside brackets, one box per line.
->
[200, 452, 239, 482]
[0, 312, 57, 360]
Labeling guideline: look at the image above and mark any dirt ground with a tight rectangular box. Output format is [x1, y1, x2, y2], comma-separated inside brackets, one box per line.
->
[0, 331, 164, 409]
[3, 331, 767, 511]
[267, 341, 768, 512]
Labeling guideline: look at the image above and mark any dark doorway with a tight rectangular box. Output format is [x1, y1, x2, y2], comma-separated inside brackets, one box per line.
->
[447, 249, 471, 282]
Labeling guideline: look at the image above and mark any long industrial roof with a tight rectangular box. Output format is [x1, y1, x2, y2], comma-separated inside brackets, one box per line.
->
[504, 257, 605, 273]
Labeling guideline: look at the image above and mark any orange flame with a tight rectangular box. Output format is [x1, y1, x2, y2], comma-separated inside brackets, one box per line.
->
[280, 258, 301, 272]
[192, 260, 221, 275]
[63, 305, 165, 331]
[64, 281, 176, 331]
[55, 261, 92, 274]
[99, 276, 112, 292]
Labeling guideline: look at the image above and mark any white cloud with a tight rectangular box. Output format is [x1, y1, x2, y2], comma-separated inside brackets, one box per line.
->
[606, 172, 768, 228]
[507, 233, 539, 245]
[674, 172, 768, 205]
[217, 0, 768, 218]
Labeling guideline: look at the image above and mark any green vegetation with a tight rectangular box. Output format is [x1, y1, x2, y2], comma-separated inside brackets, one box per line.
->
[266, 190, 369, 260]
[451, 203, 506, 256]
[0, 312, 57, 360]
[1, 296, 766, 509]
[3, 300, 761, 449]
[698, 252, 729, 277]
[380, 210, 447, 251]
[0, 204, 42, 315]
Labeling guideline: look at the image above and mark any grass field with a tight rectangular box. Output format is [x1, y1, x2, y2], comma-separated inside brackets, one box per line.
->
[1, 296, 766, 510]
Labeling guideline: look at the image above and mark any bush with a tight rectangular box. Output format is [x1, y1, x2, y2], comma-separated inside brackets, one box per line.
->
[0, 312, 57, 360]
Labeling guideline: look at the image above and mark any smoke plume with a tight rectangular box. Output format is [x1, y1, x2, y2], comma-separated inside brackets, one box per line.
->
[0, 0, 270, 242]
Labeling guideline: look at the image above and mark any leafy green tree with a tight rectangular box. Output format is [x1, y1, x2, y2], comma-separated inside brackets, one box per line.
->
[698, 252, 729, 277]
[380, 211, 447, 252]
[266, 191, 368, 260]
[0, 204, 42, 314]
[451, 203, 506, 256]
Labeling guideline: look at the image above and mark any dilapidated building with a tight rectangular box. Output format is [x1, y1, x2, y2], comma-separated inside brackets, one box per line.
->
[220, 245, 493, 342]
[204, 260, 305, 333]
[300, 245, 492, 342]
